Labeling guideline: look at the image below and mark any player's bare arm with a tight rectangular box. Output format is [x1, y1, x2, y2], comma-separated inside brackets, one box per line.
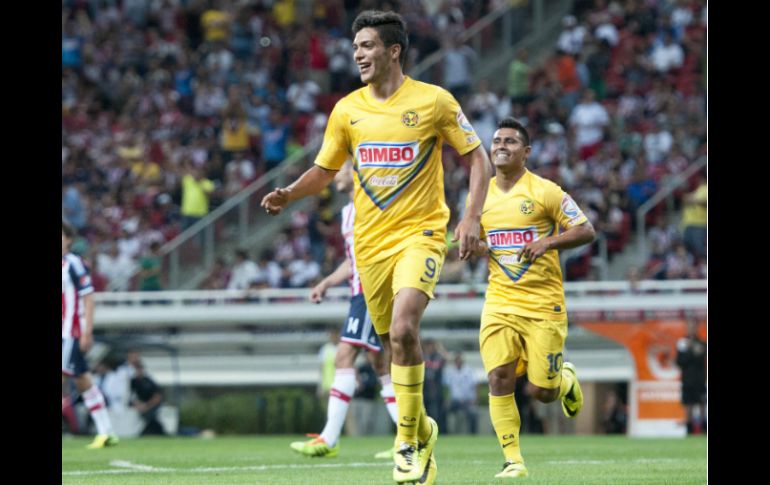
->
[517, 220, 596, 263]
[452, 145, 491, 260]
[261, 165, 337, 215]
[310, 259, 351, 303]
[80, 292, 95, 352]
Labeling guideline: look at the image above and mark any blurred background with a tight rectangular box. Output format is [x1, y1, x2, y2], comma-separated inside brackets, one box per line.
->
[62, 0, 706, 440]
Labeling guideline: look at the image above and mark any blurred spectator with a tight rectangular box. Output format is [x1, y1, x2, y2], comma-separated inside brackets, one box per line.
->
[287, 251, 321, 288]
[681, 172, 707, 259]
[507, 48, 532, 106]
[179, 162, 215, 231]
[253, 249, 282, 289]
[200, 256, 231, 289]
[286, 69, 322, 114]
[63, 183, 88, 231]
[442, 36, 477, 104]
[94, 356, 132, 414]
[350, 360, 380, 436]
[423, 339, 448, 433]
[649, 30, 684, 74]
[443, 352, 478, 434]
[201, 0, 231, 45]
[556, 15, 587, 55]
[130, 361, 166, 436]
[227, 248, 258, 290]
[467, 79, 501, 149]
[260, 108, 291, 171]
[676, 318, 707, 435]
[137, 241, 164, 291]
[97, 241, 137, 291]
[568, 89, 609, 160]
[600, 388, 627, 434]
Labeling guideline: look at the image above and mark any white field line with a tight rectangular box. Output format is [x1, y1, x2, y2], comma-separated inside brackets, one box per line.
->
[63, 461, 390, 477]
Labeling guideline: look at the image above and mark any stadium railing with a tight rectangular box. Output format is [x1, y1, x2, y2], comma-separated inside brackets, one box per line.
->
[92, 280, 705, 387]
[636, 156, 707, 262]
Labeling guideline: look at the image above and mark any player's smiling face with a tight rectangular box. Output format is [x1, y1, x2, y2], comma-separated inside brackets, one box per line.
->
[353, 27, 397, 85]
[491, 127, 530, 172]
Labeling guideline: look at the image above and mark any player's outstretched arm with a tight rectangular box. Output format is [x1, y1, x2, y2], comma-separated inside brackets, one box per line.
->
[518, 221, 596, 263]
[453, 145, 492, 260]
[309, 259, 351, 303]
[261, 165, 337, 215]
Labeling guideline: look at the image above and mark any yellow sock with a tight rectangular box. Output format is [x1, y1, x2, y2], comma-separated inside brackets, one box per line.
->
[391, 362, 424, 445]
[489, 393, 523, 464]
[557, 367, 575, 400]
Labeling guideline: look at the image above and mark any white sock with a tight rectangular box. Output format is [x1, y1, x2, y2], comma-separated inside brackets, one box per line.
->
[320, 368, 356, 447]
[379, 374, 399, 424]
[82, 386, 114, 435]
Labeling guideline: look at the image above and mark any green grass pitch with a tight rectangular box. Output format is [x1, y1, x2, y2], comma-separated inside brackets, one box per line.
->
[62, 434, 706, 484]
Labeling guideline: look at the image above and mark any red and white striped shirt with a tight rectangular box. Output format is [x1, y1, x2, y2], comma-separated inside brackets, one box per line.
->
[341, 202, 363, 296]
[62, 253, 94, 338]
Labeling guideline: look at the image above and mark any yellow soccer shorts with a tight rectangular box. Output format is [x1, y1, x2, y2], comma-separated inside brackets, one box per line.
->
[358, 240, 446, 336]
[479, 311, 568, 389]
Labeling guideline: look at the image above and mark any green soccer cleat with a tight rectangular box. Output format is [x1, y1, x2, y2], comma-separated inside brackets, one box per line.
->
[495, 460, 528, 478]
[85, 434, 119, 449]
[561, 362, 584, 418]
[289, 434, 339, 457]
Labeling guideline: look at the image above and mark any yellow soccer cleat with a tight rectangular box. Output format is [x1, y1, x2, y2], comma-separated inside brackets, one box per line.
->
[289, 434, 339, 457]
[495, 460, 528, 478]
[417, 417, 438, 476]
[561, 362, 584, 418]
[393, 442, 420, 482]
[85, 434, 119, 449]
[417, 453, 437, 484]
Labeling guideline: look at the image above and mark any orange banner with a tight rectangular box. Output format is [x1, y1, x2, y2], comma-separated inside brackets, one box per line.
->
[579, 319, 706, 436]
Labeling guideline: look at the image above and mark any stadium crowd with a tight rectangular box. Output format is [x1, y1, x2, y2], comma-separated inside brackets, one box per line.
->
[62, 0, 706, 291]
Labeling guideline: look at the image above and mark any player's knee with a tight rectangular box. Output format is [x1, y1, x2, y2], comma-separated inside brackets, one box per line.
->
[529, 384, 559, 403]
[488, 367, 515, 395]
[389, 320, 418, 348]
[334, 343, 358, 368]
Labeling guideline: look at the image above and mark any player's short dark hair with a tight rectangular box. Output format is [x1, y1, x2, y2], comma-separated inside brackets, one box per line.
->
[497, 117, 530, 147]
[352, 10, 409, 67]
[62, 219, 76, 239]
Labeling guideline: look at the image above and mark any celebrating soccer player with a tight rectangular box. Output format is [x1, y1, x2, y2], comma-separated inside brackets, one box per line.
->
[262, 10, 491, 483]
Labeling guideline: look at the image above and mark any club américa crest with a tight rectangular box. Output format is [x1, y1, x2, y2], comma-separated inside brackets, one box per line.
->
[401, 110, 419, 127]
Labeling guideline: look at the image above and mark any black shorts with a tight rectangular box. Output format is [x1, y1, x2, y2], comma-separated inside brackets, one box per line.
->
[681, 384, 706, 405]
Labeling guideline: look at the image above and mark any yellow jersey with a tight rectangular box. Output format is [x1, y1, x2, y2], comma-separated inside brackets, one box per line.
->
[315, 76, 481, 266]
[480, 170, 588, 319]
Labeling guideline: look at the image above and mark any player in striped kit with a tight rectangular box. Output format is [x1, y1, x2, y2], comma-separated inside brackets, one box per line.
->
[290, 162, 400, 460]
[62, 220, 118, 449]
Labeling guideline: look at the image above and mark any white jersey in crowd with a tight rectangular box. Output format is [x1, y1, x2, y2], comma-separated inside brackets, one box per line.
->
[62, 252, 94, 338]
[341, 201, 363, 296]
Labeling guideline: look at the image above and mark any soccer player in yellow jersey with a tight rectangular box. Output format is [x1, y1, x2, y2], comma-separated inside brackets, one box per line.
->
[261, 10, 491, 483]
[474, 118, 595, 478]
